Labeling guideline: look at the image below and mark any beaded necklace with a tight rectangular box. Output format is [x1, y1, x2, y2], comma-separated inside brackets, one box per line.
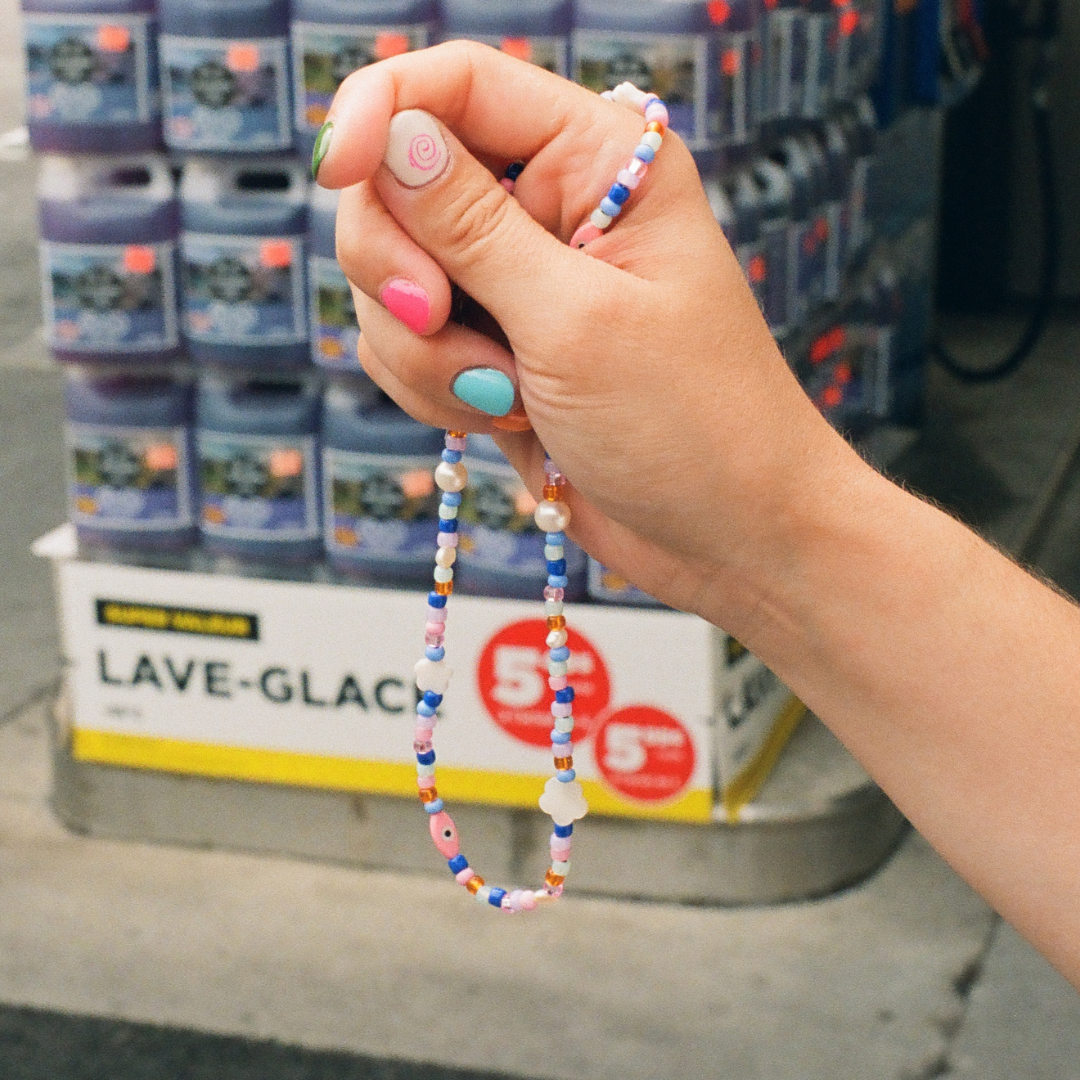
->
[411, 84, 670, 913]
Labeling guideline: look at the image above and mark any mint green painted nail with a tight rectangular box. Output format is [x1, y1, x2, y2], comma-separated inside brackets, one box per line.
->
[452, 368, 515, 417]
[311, 121, 333, 181]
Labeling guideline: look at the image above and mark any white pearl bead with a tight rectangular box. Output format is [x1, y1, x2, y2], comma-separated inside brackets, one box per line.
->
[591, 208, 613, 229]
[435, 546, 457, 568]
[434, 460, 467, 492]
[640, 130, 663, 152]
[534, 500, 571, 533]
[433, 565, 453, 583]
[546, 629, 568, 648]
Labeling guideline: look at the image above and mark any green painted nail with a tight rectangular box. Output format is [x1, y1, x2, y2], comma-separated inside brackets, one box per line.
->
[311, 121, 333, 181]
[452, 368, 515, 417]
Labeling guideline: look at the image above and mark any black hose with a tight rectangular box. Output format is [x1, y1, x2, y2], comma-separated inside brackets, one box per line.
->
[933, 18, 1059, 384]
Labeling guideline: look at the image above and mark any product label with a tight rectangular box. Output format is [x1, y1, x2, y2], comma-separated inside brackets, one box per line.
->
[67, 423, 192, 531]
[41, 241, 178, 352]
[160, 35, 292, 150]
[459, 459, 586, 579]
[451, 33, 568, 77]
[323, 448, 438, 561]
[291, 22, 429, 136]
[24, 13, 157, 126]
[198, 432, 319, 541]
[309, 254, 361, 369]
[763, 6, 805, 121]
[573, 31, 715, 149]
[181, 233, 306, 346]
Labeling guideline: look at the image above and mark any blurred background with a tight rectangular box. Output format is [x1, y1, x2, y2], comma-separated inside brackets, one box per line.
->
[2, 0, 1080, 1077]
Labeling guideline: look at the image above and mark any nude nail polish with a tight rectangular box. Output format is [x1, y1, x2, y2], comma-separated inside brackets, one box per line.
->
[383, 110, 449, 189]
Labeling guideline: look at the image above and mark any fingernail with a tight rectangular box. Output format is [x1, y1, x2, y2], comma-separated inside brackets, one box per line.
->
[380, 278, 430, 334]
[452, 368, 516, 417]
[384, 109, 449, 189]
[311, 120, 333, 181]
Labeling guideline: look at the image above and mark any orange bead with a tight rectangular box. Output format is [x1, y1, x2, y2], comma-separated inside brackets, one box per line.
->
[554, 756, 573, 771]
[544, 869, 566, 888]
[419, 787, 438, 803]
[434, 580, 453, 596]
[543, 484, 560, 501]
[447, 430, 467, 439]
[547, 614, 566, 630]
[645, 120, 665, 136]
[465, 874, 485, 894]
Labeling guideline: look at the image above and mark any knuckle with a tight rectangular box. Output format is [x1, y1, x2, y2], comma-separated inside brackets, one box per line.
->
[443, 184, 514, 268]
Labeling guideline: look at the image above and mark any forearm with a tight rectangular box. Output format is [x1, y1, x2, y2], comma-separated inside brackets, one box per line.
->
[724, 443, 1080, 985]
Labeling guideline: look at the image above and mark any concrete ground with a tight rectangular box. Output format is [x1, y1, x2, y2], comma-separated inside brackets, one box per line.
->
[3, 0, 1080, 1074]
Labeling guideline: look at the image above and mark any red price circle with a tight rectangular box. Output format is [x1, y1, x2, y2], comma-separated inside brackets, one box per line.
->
[594, 706, 696, 802]
[477, 619, 611, 748]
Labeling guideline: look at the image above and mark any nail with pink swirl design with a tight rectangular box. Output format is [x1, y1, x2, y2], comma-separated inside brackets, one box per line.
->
[383, 110, 449, 189]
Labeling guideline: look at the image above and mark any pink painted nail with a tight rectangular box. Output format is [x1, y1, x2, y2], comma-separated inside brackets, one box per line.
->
[380, 278, 430, 333]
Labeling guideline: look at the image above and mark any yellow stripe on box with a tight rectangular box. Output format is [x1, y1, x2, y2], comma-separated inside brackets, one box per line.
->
[721, 694, 808, 823]
[71, 729, 713, 823]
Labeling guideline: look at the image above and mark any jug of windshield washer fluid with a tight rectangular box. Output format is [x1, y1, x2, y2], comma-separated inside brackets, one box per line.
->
[750, 157, 793, 337]
[39, 154, 180, 366]
[22, 0, 161, 153]
[441, 0, 572, 77]
[761, 0, 806, 124]
[196, 374, 322, 565]
[322, 382, 445, 587]
[159, 0, 293, 152]
[291, 0, 437, 160]
[455, 435, 586, 601]
[64, 366, 196, 553]
[180, 156, 309, 370]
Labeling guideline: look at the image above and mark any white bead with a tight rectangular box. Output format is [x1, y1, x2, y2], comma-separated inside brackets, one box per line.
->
[551, 859, 570, 876]
[544, 544, 564, 561]
[640, 130, 663, 152]
[417, 761, 435, 777]
[546, 629, 568, 648]
[600, 89, 615, 101]
[534, 500, 571, 533]
[538, 776, 588, 826]
[415, 658, 453, 694]
[434, 460, 467, 492]
[554, 716, 574, 733]
[438, 503, 459, 519]
[435, 547, 456, 568]
[548, 660, 568, 677]
[475, 885, 492, 904]
[612, 81, 649, 109]
[591, 208, 612, 230]
[433, 565, 453, 583]
[545, 599, 564, 616]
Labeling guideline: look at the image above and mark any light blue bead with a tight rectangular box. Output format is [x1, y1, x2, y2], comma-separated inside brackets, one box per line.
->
[548, 574, 569, 589]
[551, 730, 571, 744]
[416, 702, 436, 717]
[425, 798, 445, 813]
[442, 491, 463, 507]
[556, 769, 576, 783]
[549, 646, 570, 662]
[426, 646, 445, 662]
[599, 196, 622, 218]
[634, 143, 656, 164]
[546, 532, 566, 545]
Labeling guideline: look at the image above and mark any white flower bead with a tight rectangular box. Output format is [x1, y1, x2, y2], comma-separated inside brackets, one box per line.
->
[546, 629, 568, 648]
[415, 658, 453, 694]
[612, 81, 650, 109]
[434, 460, 468, 492]
[538, 776, 588, 826]
[534, 500, 571, 533]
[435, 547, 456, 568]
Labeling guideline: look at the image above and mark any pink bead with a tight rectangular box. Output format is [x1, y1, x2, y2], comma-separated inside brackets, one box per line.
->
[544, 884, 564, 898]
[544, 586, 565, 601]
[551, 742, 573, 757]
[549, 675, 569, 691]
[627, 157, 648, 179]
[414, 726, 434, 743]
[430, 811, 461, 858]
[570, 222, 603, 249]
[418, 774, 437, 790]
[425, 620, 445, 636]
[427, 606, 448, 622]
[616, 168, 641, 191]
[413, 738, 433, 753]
[456, 867, 475, 885]
[500, 177, 515, 191]
[446, 436, 467, 451]
[425, 634, 444, 650]
[436, 532, 459, 547]
[551, 839, 572, 857]
[644, 101, 669, 126]
[520, 891, 538, 911]
[551, 701, 573, 718]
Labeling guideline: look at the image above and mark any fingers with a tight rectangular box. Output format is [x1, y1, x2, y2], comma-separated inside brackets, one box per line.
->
[336, 181, 452, 335]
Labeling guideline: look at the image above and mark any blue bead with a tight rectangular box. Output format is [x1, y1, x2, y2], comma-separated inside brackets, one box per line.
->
[448, 854, 468, 874]
[551, 730, 571, 744]
[549, 646, 570, 663]
[555, 687, 574, 703]
[416, 749, 436, 765]
[599, 196, 622, 218]
[438, 518, 458, 532]
[428, 592, 447, 608]
[488, 886, 507, 908]
[506, 161, 524, 180]
[556, 769, 576, 782]
[441, 448, 463, 464]
[608, 182, 631, 205]
[422, 691, 442, 707]
[553, 823, 573, 837]
[425, 798, 444, 814]
[546, 558, 567, 576]
[416, 702, 436, 718]
[548, 574, 569, 589]
[634, 143, 656, 164]
[442, 491, 463, 507]
[425, 646, 445, 662]
[545, 532, 566, 546]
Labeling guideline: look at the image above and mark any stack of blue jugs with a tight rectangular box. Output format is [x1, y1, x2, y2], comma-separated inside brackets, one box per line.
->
[25, 0, 886, 603]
